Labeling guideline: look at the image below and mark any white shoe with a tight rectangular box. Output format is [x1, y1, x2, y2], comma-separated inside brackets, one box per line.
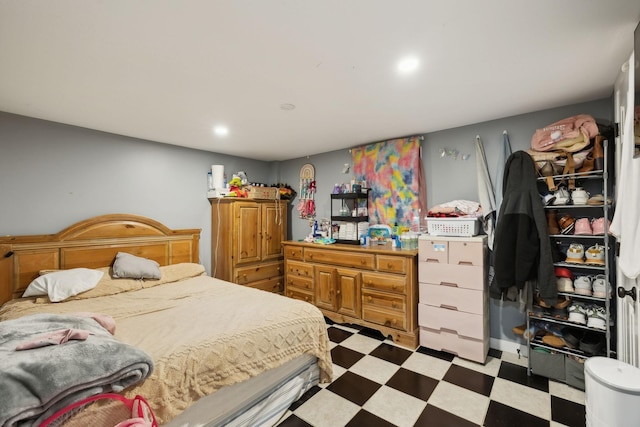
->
[586, 305, 607, 330]
[574, 276, 592, 296]
[592, 275, 611, 298]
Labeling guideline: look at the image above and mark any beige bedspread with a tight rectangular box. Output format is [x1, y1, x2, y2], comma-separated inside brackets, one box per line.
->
[0, 274, 332, 424]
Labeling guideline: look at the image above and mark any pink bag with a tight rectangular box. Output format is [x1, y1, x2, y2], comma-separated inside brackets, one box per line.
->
[531, 114, 599, 152]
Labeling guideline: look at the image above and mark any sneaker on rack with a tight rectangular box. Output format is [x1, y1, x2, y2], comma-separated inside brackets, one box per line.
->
[586, 305, 607, 330]
[558, 214, 576, 235]
[555, 267, 574, 293]
[541, 193, 556, 206]
[553, 186, 570, 205]
[591, 217, 611, 235]
[574, 276, 593, 296]
[585, 244, 606, 265]
[580, 331, 606, 355]
[574, 218, 593, 235]
[565, 243, 585, 264]
[592, 275, 611, 298]
[561, 327, 585, 349]
[568, 302, 587, 325]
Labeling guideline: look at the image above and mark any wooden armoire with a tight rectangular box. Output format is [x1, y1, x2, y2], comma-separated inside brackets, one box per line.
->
[209, 198, 287, 293]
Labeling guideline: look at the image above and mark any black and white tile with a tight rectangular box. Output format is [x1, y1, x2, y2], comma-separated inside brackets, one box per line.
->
[278, 321, 586, 427]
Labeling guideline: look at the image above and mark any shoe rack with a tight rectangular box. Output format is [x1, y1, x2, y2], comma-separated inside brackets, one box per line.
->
[527, 137, 616, 388]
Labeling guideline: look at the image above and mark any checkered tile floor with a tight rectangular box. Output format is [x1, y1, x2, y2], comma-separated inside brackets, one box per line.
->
[277, 320, 586, 427]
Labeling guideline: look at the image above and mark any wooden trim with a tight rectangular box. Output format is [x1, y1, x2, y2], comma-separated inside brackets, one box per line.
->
[0, 214, 201, 306]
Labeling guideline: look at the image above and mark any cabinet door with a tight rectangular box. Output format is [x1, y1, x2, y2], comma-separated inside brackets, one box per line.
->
[262, 202, 286, 260]
[336, 268, 361, 318]
[234, 202, 261, 265]
[315, 265, 337, 311]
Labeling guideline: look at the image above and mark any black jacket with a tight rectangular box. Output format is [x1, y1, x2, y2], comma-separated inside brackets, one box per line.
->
[492, 151, 557, 306]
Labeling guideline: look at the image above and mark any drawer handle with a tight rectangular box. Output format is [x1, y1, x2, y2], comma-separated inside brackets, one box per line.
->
[440, 304, 458, 311]
[361, 259, 366, 265]
[441, 327, 459, 335]
[304, 296, 310, 302]
[440, 282, 458, 287]
[458, 261, 473, 266]
[425, 258, 440, 263]
[367, 296, 373, 303]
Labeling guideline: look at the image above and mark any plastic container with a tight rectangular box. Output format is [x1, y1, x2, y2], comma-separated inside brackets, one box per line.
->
[585, 357, 640, 427]
[427, 217, 480, 237]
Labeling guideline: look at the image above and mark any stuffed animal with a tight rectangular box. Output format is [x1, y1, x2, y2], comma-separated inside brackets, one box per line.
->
[227, 176, 248, 198]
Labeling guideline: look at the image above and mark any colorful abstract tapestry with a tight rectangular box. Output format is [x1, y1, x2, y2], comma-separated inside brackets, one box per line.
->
[352, 136, 426, 228]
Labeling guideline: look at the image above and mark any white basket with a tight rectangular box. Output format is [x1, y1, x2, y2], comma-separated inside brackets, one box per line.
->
[426, 217, 480, 237]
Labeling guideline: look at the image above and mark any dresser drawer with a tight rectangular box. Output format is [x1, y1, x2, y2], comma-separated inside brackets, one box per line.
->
[235, 261, 283, 285]
[361, 271, 407, 294]
[286, 275, 313, 291]
[283, 245, 304, 260]
[285, 287, 314, 304]
[305, 248, 375, 270]
[418, 304, 484, 339]
[419, 282, 484, 315]
[377, 255, 408, 274]
[418, 239, 448, 264]
[418, 262, 484, 291]
[249, 276, 284, 293]
[362, 289, 406, 313]
[362, 305, 406, 330]
[419, 327, 487, 363]
[286, 259, 314, 278]
[449, 241, 484, 266]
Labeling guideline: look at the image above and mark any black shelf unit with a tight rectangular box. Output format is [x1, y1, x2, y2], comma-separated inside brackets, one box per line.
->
[330, 191, 369, 245]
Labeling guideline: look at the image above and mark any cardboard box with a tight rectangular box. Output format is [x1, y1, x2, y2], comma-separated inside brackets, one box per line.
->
[247, 187, 280, 199]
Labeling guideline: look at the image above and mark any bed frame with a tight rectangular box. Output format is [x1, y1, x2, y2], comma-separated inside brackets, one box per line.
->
[0, 214, 200, 306]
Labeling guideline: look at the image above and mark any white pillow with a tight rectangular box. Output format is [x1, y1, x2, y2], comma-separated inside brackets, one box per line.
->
[23, 268, 104, 302]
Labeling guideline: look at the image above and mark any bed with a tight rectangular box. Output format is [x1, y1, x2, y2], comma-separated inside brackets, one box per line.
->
[0, 214, 332, 426]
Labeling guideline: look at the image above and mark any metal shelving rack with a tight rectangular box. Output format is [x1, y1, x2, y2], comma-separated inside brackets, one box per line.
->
[527, 139, 616, 380]
[330, 191, 369, 245]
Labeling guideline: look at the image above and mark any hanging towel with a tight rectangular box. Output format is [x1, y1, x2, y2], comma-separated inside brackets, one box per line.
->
[610, 73, 640, 279]
[494, 131, 513, 223]
[475, 135, 496, 250]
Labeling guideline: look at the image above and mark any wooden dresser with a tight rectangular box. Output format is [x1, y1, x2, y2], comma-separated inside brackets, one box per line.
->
[282, 241, 419, 349]
[210, 198, 287, 293]
[418, 235, 488, 363]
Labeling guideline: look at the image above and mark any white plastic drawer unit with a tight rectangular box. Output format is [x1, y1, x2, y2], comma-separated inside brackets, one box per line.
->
[418, 282, 485, 315]
[417, 235, 489, 363]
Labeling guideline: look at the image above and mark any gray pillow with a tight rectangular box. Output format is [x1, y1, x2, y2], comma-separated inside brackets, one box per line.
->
[112, 252, 161, 279]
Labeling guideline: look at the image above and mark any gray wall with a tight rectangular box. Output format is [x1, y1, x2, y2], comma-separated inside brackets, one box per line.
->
[0, 112, 277, 274]
[1, 97, 612, 348]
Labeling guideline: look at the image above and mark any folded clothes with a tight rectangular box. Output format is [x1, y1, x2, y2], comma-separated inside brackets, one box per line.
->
[428, 200, 482, 217]
[16, 328, 91, 351]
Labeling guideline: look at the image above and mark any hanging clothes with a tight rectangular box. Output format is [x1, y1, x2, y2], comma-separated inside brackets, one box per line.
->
[475, 135, 496, 250]
[494, 131, 513, 223]
[610, 99, 640, 279]
[491, 151, 557, 307]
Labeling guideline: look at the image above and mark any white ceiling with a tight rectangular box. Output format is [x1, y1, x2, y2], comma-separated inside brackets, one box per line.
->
[1, 1, 639, 161]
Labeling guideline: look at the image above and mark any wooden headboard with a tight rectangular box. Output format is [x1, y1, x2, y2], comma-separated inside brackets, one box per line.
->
[0, 214, 201, 306]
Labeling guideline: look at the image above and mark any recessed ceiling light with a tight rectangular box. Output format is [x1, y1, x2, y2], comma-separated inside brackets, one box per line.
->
[213, 126, 228, 136]
[397, 57, 419, 73]
[280, 103, 296, 111]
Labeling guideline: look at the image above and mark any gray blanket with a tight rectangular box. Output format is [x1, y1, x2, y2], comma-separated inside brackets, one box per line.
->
[0, 313, 153, 427]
